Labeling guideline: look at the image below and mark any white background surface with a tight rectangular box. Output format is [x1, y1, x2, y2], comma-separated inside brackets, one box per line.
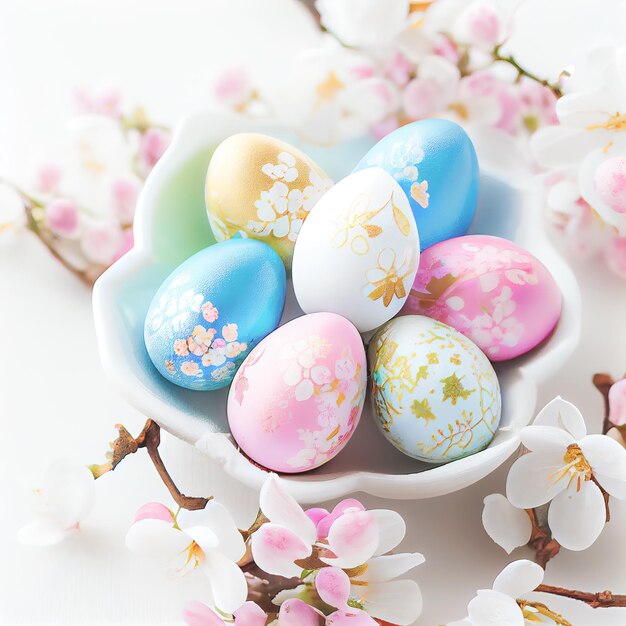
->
[1, 1, 626, 624]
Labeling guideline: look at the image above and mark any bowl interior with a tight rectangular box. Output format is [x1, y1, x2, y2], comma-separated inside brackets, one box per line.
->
[113, 128, 530, 470]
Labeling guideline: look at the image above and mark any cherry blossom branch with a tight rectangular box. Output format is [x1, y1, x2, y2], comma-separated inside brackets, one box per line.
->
[492, 44, 563, 98]
[535, 585, 626, 609]
[526, 508, 561, 568]
[0, 181, 98, 286]
[90, 419, 212, 510]
[593, 372, 616, 435]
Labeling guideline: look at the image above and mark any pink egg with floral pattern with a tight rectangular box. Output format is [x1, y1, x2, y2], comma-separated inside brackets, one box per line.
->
[227, 312, 367, 473]
[400, 235, 562, 361]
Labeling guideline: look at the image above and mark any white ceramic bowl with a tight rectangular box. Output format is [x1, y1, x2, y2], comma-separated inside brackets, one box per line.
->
[93, 111, 580, 503]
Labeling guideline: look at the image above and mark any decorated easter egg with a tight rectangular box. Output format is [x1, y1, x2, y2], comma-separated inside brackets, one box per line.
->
[292, 167, 420, 333]
[369, 315, 501, 463]
[353, 119, 479, 250]
[144, 239, 286, 391]
[400, 235, 562, 361]
[227, 312, 367, 473]
[205, 133, 333, 268]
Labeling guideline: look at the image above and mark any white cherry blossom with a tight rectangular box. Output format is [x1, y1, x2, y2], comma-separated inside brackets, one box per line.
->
[18, 459, 96, 546]
[448, 560, 545, 626]
[505, 397, 626, 550]
[125, 501, 247, 613]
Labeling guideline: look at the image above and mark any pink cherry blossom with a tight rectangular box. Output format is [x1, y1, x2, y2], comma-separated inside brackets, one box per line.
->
[432, 33, 461, 64]
[111, 177, 140, 224]
[518, 77, 558, 128]
[595, 156, 626, 215]
[202, 301, 219, 323]
[402, 78, 441, 119]
[279, 599, 323, 626]
[605, 236, 626, 278]
[80, 221, 124, 265]
[609, 378, 626, 427]
[45, 198, 80, 236]
[138, 128, 169, 176]
[464, 4, 502, 48]
[214, 67, 253, 109]
[382, 52, 413, 86]
[36, 163, 62, 194]
[74, 86, 122, 118]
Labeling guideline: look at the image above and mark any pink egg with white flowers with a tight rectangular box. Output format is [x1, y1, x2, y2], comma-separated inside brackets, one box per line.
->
[227, 312, 367, 473]
[400, 235, 562, 361]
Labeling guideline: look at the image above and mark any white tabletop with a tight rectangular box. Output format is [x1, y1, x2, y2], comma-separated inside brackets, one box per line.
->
[1, 1, 626, 624]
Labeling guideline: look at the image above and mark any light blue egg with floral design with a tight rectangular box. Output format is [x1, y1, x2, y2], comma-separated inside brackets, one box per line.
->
[368, 315, 501, 463]
[144, 239, 286, 391]
[353, 119, 479, 250]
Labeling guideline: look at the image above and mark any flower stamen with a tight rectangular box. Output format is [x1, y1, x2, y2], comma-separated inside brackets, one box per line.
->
[546, 444, 592, 492]
[587, 112, 626, 132]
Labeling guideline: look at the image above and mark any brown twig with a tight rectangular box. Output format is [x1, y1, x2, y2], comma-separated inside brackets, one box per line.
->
[92, 419, 211, 511]
[526, 508, 561, 568]
[535, 585, 626, 609]
[593, 372, 616, 435]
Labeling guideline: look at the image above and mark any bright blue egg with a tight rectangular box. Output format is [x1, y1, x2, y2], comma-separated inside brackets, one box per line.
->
[353, 119, 479, 250]
[144, 239, 286, 391]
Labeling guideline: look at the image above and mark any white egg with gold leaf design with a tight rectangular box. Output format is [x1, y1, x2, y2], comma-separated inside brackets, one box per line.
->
[292, 167, 420, 333]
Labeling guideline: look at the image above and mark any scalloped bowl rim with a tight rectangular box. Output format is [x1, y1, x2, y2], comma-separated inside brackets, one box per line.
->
[93, 111, 581, 503]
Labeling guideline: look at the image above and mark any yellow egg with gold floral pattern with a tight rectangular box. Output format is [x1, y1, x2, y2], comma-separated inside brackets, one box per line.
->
[205, 133, 333, 269]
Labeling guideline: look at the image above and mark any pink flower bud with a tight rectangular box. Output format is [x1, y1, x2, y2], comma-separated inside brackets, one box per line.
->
[111, 177, 139, 225]
[213, 67, 253, 109]
[74, 86, 122, 118]
[45, 198, 79, 236]
[139, 128, 170, 176]
[36, 164, 62, 194]
[609, 378, 626, 426]
[595, 157, 626, 215]
[432, 33, 461, 64]
[80, 221, 124, 265]
[133, 502, 174, 523]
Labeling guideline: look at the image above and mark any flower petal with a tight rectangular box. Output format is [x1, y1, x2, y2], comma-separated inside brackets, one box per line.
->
[482, 494, 532, 554]
[315, 567, 351, 609]
[182, 601, 225, 626]
[532, 397, 587, 440]
[259, 474, 317, 545]
[326, 609, 378, 625]
[548, 480, 606, 550]
[199, 501, 246, 562]
[321, 510, 379, 568]
[295, 378, 315, 401]
[492, 560, 544, 597]
[357, 553, 425, 582]
[125, 518, 188, 559]
[520, 425, 575, 453]
[354, 579, 422, 625]
[370, 509, 406, 555]
[17, 515, 73, 547]
[234, 601, 267, 626]
[467, 589, 524, 626]
[580, 434, 626, 499]
[203, 548, 248, 614]
[505, 451, 566, 509]
[250, 522, 312, 578]
[41, 459, 96, 527]
[184, 525, 220, 556]
[278, 599, 324, 626]
[316, 499, 364, 539]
